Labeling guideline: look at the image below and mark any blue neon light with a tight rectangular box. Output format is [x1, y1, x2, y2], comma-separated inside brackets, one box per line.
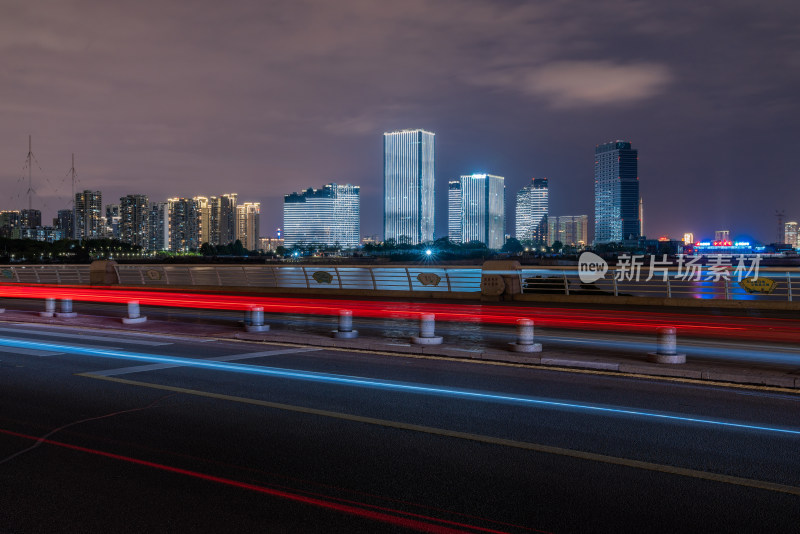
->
[2, 336, 799, 437]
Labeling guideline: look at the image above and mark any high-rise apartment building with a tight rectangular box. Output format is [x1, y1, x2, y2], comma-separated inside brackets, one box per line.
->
[448, 180, 462, 243]
[383, 129, 435, 245]
[105, 204, 121, 239]
[448, 174, 505, 249]
[515, 178, 549, 244]
[120, 194, 149, 247]
[194, 196, 211, 245]
[167, 197, 200, 252]
[547, 215, 589, 247]
[284, 184, 360, 248]
[236, 202, 261, 251]
[0, 211, 21, 238]
[75, 190, 103, 240]
[218, 193, 238, 245]
[20, 209, 41, 229]
[147, 202, 169, 252]
[594, 141, 639, 244]
[57, 209, 75, 239]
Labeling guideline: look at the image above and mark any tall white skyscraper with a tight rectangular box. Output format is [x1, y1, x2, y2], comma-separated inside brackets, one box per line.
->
[284, 183, 360, 248]
[383, 129, 435, 245]
[515, 178, 548, 243]
[447, 180, 461, 243]
[449, 174, 505, 249]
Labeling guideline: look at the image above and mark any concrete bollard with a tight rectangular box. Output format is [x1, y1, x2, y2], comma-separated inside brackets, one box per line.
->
[647, 327, 686, 364]
[509, 318, 542, 353]
[122, 300, 147, 324]
[40, 298, 56, 317]
[245, 306, 269, 333]
[332, 309, 358, 339]
[55, 298, 77, 318]
[411, 313, 443, 345]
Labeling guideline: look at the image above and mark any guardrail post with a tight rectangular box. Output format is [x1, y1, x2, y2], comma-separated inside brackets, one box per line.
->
[56, 298, 77, 318]
[647, 327, 686, 364]
[508, 319, 542, 353]
[40, 298, 56, 317]
[332, 309, 358, 339]
[245, 306, 269, 333]
[411, 313, 443, 345]
[724, 279, 730, 300]
[563, 272, 569, 296]
[612, 275, 618, 296]
[122, 300, 147, 324]
[405, 268, 413, 291]
[666, 277, 672, 299]
[787, 272, 792, 302]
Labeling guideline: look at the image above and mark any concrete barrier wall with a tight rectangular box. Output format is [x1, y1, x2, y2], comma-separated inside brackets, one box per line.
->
[1, 263, 798, 307]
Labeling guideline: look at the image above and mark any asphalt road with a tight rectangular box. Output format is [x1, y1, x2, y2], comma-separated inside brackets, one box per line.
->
[1, 322, 799, 533]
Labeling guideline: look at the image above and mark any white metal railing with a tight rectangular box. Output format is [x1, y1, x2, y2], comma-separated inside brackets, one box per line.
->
[0, 264, 797, 302]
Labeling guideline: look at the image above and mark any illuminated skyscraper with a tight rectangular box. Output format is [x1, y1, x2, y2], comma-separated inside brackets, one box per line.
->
[236, 202, 261, 251]
[119, 195, 149, 247]
[383, 129, 435, 245]
[447, 180, 461, 243]
[784, 222, 798, 248]
[75, 190, 103, 240]
[450, 174, 505, 249]
[515, 178, 548, 244]
[194, 196, 211, 245]
[284, 184, 360, 248]
[594, 141, 639, 244]
[57, 209, 74, 239]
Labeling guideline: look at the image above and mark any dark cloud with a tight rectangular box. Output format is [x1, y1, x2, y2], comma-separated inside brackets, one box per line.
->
[1, 0, 799, 242]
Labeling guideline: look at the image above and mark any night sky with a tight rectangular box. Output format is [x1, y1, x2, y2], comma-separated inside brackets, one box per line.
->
[2, 0, 799, 243]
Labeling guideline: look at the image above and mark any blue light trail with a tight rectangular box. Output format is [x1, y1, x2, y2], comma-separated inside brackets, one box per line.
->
[2, 336, 799, 437]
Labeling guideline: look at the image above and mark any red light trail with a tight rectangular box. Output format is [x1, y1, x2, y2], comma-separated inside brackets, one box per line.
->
[0, 283, 798, 343]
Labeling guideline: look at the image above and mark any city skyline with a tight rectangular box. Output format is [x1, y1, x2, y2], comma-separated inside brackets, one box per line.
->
[1, 1, 798, 244]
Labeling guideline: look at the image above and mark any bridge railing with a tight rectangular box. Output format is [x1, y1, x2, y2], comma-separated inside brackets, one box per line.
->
[0, 263, 796, 302]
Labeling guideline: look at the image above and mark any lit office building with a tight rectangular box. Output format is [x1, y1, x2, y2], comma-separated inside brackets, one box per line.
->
[547, 215, 589, 247]
[785, 222, 799, 248]
[683, 232, 695, 245]
[236, 202, 261, 251]
[594, 141, 639, 244]
[147, 202, 169, 252]
[57, 209, 75, 239]
[516, 178, 549, 244]
[120, 194, 149, 247]
[383, 129, 435, 244]
[0, 211, 21, 238]
[448, 174, 505, 248]
[167, 197, 200, 252]
[20, 209, 41, 229]
[448, 180, 461, 243]
[215, 193, 238, 245]
[715, 230, 730, 242]
[194, 197, 211, 246]
[75, 190, 103, 240]
[284, 183, 360, 248]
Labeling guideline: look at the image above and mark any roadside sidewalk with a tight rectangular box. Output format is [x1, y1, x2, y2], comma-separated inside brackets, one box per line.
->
[1, 308, 799, 391]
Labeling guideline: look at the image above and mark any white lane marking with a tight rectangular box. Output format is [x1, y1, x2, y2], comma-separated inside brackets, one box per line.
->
[0, 326, 172, 346]
[13, 323, 217, 343]
[0, 346, 64, 357]
[90, 347, 321, 377]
